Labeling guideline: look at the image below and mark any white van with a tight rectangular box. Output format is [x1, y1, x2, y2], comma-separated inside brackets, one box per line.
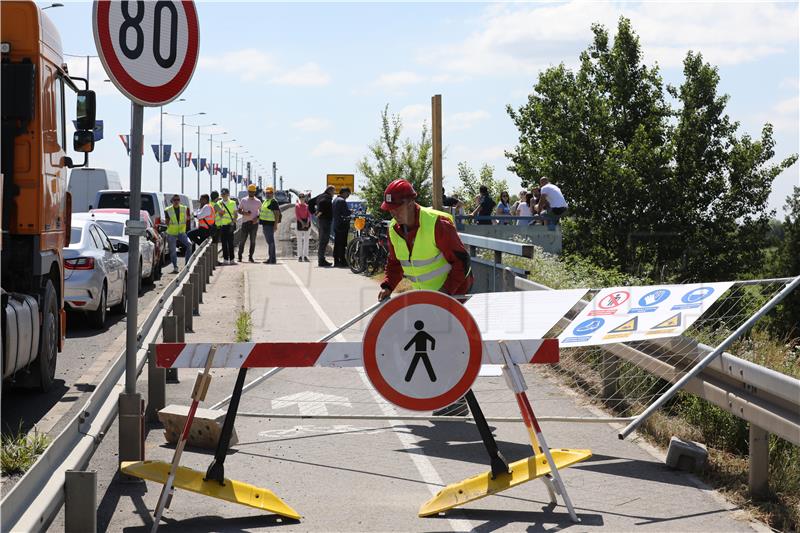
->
[68, 168, 122, 212]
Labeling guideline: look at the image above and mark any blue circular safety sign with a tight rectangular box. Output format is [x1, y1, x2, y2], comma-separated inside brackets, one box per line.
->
[681, 287, 714, 304]
[638, 289, 671, 307]
[573, 318, 605, 336]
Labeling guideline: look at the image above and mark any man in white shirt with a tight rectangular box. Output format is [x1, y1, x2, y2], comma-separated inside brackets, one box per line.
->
[538, 177, 568, 226]
[188, 193, 214, 245]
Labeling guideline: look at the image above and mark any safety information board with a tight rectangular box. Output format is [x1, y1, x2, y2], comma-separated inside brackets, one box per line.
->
[326, 174, 355, 193]
[465, 289, 588, 340]
[558, 282, 734, 347]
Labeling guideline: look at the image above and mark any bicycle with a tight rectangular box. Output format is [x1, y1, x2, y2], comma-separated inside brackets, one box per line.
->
[346, 216, 389, 275]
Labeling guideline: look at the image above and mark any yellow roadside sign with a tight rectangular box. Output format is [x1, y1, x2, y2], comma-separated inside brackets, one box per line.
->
[326, 174, 355, 194]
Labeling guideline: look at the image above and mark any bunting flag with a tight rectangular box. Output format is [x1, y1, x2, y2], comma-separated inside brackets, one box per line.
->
[151, 144, 172, 163]
[174, 152, 193, 168]
[191, 158, 207, 171]
[222, 167, 228, 178]
[119, 134, 144, 155]
[213, 163, 220, 175]
[73, 119, 104, 141]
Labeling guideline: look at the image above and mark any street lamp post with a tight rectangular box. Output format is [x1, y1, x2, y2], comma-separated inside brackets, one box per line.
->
[208, 131, 227, 194]
[163, 110, 205, 194]
[187, 122, 217, 198]
[157, 98, 185, 192]
[220, 139, 235, 191]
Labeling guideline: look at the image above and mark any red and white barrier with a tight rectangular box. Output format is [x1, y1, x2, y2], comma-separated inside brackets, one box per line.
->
[155, 339, 558, 369]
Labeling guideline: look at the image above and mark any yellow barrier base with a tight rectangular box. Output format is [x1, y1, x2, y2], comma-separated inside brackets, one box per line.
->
[418, 448, 591, 517]
[121, 460, 301, 520]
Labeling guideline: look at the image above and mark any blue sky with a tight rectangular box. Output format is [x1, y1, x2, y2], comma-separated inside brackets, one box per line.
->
[46, 1, 798, 214]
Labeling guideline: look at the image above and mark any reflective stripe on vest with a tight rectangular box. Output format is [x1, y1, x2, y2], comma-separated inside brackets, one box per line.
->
[259, 199, 276, 222]
[217, 199, 237, 226]
[388, 206, 454, 291]
[199, 208, 215, 229]
[166, 204, 187, 235]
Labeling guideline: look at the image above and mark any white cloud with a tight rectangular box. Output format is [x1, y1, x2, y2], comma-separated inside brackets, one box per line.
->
[475, 145, 507, 161]
[756, 95, 800, 132]
[373, 71, 425, 88]
[311, 140, 360, 158]
[292, 117, 331, 132]
[199, 48, 275, 82]
[423, 2, 798, 77]
[399, 104, 429, 132]
[448, 110, 491, 132]
[272, 62, 330, 86]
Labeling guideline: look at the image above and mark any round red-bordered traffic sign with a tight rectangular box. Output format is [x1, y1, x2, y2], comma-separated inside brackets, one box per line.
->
[93, 0, 199, 106]
[363, 291, 482, 411]
[598, 290, 630, 310]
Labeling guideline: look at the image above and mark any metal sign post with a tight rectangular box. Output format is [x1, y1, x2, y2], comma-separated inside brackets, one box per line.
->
[126, 103, 143, 395]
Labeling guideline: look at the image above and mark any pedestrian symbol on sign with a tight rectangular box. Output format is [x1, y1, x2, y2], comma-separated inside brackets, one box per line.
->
[404, 320, 437, 382]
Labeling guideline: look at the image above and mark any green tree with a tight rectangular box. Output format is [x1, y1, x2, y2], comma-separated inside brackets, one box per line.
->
[506, 16, 797, 281]
[452, 162, 508, 212]
[358, 105, 432, 217]
[771, 187, 800, 337]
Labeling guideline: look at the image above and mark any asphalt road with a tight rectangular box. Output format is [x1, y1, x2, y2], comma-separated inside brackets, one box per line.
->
[48, 231, 764, 532]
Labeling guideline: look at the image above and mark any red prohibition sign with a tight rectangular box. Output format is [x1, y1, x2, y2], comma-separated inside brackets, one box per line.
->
[363, 291, 483, 411]
[598, 290, 630, 310]
[93, 0, 199, 106]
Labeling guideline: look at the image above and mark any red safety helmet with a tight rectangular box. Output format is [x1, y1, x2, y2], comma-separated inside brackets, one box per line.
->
[381, 179, 417, 211]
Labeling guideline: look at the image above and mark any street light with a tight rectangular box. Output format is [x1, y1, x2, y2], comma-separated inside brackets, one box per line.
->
[163, 110, 205, 194]
[186, 121, 217, 199]
[157, 98, 185, 192]
[221, 139, 235, 191]
[206, 131, 227, 194]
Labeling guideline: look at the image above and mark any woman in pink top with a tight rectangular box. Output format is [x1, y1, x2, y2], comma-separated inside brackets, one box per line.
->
[295, 193, 312, 262]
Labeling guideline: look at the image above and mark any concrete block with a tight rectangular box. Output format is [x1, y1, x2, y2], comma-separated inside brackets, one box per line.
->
[158, 404, 238, 450]
[666, 436, 708, 472]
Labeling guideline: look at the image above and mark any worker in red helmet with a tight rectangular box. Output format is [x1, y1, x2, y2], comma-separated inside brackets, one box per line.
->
[379, 179, 473, 415]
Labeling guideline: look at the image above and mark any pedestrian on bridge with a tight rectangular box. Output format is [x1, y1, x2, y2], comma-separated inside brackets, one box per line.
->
[378, 179, 473, 416]
[216, 188, 238, 265]
[259, 186, 282, 264]
[237, 184, 261, 263]
[314, 185, 335, 267]
[165, 194, 193, 274]
[188, 194, 214, 246]
[332, 187, 351, 268]
[295, 192, 312, 262]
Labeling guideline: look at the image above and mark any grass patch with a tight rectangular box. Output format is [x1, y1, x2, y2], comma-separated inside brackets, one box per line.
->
[235, 310, 252, 342]
[1, 424, 50, 476]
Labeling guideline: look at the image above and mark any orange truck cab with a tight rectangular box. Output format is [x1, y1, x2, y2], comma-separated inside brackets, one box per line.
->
[2, 0, 97, 391]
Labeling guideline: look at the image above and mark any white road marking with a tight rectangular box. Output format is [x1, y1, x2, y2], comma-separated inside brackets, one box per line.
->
[281, 263, 473, 532]
[271, 391, 352, 416]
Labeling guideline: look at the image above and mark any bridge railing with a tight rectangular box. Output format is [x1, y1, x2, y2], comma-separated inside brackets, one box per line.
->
[455, 215, 563, 254]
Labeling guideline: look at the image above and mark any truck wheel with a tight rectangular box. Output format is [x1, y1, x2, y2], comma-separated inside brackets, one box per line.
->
[32, 280, 58, 392]
[90, 285, 107, 329]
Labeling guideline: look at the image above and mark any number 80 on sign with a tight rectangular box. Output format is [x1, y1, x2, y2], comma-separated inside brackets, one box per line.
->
[93, 0, 199, 106]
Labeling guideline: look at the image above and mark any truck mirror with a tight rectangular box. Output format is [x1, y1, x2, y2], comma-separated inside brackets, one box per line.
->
[75, 90, 96, 130]
[73, 130, 94, 153]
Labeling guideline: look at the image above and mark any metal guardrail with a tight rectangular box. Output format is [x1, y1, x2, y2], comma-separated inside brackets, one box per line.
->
[1, 238, 215, 532]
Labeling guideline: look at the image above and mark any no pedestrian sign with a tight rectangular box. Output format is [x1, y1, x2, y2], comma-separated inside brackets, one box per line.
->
[93, 0, 200, 106]
[363, 291, 482, 411]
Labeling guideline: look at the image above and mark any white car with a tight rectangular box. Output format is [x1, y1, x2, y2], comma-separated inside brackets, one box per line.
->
[73, 212, 156, 293]
[65, 218, 128, 329]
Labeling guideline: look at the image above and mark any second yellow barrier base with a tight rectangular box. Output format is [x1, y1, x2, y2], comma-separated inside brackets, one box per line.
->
[419, 448, 591, 517]
[121, 460, 301, 520]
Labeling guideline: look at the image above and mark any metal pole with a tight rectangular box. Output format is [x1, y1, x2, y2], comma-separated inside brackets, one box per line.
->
[86, 56, 91, 166]
[159, 106, 163, 192]
[219, 140, 223, 191]
[432, 94, 443, 210]
[234, 152, 238, 195]
[208, 133, 213, 194]
[126, 103, 143, 394]
[228, 148, 231, 191]
[619, 275, 800, 440]
[180, 114, 185, 194]
[272, 161, 277, 191]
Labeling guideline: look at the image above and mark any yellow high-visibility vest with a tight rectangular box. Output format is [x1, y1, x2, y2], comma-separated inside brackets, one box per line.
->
[259, 199, 276, 222]
[388, 207, 453, 291]
[165, 204, 187, 235]
[216, 199, 237, 226]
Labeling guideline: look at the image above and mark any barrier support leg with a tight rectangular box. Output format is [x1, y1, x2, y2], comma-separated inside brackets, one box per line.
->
[65, 470, 97, 533]
[464, 390, 510, 478]
[147, 343, 166, 422]
[163, 316, 179, 384]
[205, 367, 248, 484]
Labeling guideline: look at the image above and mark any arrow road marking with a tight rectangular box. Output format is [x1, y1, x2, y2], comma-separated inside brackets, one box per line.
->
[271, 391, 352, 416]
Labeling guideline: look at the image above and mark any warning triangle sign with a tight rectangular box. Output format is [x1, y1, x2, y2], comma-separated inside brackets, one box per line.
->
[651, 313, 681, 330]
[608, 316, 638, 334]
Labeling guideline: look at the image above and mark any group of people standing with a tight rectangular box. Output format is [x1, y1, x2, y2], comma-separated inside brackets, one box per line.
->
[308, 185, 351, 267]
[473, 177, 568, 226]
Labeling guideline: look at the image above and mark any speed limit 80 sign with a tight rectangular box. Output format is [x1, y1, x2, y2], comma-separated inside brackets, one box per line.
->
[93, 0, 199, 106]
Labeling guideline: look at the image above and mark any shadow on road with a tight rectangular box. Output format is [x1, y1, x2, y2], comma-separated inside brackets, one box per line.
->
[1, 380, 69, 436]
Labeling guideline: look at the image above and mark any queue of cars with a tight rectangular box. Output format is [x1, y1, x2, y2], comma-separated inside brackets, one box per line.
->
[65, 189, 199, 329]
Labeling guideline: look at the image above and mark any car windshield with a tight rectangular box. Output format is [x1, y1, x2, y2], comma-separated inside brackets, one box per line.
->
[70, 227, 82, 243]
[97, 193, 156, 215]
[95, 220, 125, 237]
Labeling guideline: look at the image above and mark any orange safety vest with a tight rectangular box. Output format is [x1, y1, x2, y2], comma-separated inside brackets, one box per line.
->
[198, 205, 216, 229]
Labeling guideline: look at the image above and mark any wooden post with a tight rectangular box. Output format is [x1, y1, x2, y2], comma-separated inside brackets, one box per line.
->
[432, 94, 443, 211]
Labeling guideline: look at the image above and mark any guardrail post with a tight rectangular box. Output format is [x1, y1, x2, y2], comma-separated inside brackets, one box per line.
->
[601, 354, 620, 408]
[191, 272, 201, 311]
[146, 343, 166, 422]
[118, 393, 144, 469]
[749, 424, 770, 498]
[493, 250, 502, 292]
[182, 284, 194, 330]
[163, 315, 179, 383]
[173, 294, 186, 340]
[65, 470, 96, 533]
[197, 263, 206, 299]
[469, 245, 477, 257]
